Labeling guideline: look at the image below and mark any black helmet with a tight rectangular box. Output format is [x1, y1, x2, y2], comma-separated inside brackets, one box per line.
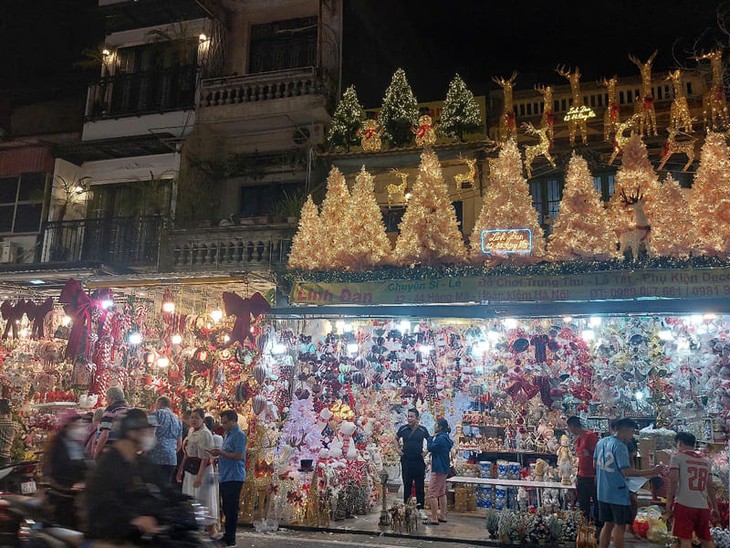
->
[118, 408, 157, 438]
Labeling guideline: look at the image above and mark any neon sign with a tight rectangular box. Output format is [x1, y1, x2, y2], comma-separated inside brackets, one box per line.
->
[481, 228, 533, 255]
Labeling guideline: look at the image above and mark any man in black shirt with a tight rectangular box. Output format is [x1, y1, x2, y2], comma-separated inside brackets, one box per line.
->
[394, 408, 429, 510]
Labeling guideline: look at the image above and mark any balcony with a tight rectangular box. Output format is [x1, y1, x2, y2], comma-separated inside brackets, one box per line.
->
[40, 216, 165, 269]
[86, 65, 198, 121]
[199, 67, 319, 107]
[162, 224, 295, 272]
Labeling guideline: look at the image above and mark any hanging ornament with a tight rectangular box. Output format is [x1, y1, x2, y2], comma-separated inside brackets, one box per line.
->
[358, 119, 383, 152]
[413, 114, 437, 147]
[252, 394, 267, 415]
[253, 364, 268, 385]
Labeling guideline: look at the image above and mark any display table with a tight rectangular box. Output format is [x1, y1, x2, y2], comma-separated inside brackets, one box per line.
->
[447, 476, 574, 508]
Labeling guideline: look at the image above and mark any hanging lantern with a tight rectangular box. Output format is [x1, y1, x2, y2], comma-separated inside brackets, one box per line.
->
[252, 394, 267, 415]
[351, 371, 365, 385]
[339, 362, 351, 374]
[72, 356, 94, 387]
[253, 364, 268, 385]
[353, 356, 367, 369]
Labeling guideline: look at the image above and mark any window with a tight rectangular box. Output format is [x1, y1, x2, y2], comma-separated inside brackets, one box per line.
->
[239, 182, 305, 217]
[530, 178, 563, 232]
[249, 17, 317, 74]
[619, 91, 625, 104]
[382, 206, 405, 232]
[0, 172, 47, 234]
[561, 98, 567, 111]
[593, 172, 616, 201]
[686, 82, 693, 95]
[87, 179, 172, 218]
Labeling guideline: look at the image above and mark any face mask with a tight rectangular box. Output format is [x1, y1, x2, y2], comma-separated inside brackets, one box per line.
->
[140, 433, 157, 452]
[67, 426, 87, 443]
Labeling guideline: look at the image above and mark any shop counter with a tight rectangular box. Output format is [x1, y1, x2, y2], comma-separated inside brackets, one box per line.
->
[447, 476, 574, 509]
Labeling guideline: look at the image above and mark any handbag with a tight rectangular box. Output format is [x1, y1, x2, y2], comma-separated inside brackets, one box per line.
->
[447, 465, 457, 478]
[183, 456, 202, 475]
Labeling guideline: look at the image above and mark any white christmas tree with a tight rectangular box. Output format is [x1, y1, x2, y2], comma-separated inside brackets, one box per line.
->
[319, 166, 352, 268]
[288, 195, 324, 270]
[651, 174, 694, 258]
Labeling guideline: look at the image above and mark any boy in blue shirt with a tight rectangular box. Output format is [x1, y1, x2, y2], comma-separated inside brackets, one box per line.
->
[594, 418, 662, 548]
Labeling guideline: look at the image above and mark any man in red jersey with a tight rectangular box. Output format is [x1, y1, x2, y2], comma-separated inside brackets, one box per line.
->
[567, 416, 602, 527]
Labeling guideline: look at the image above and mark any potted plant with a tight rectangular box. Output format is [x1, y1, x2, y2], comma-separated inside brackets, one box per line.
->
[273, 190, 308, 225]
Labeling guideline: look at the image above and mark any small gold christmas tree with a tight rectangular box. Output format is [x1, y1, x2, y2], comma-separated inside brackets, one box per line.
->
[319, 166, 352, 268]
[394, 149, 467, 266]
[547, 153, 614, 261]
[288, 195, 324, 270]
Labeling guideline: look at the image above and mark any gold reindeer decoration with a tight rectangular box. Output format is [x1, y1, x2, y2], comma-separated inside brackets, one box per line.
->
[658, 127, 696, 172]
[453, 156, 477, 195]
[387, 169, 409, 208]
[608, 113, 641, 165]
[600, 75, 621, 142]
[535, 84, 555, 141]
[694, 50, 729, 130]
[522, 122, 556, 178]
[666, 69, 693, 133]
[628, 50, 659, 136]
[556, 65, 588, 145]
[492, 71, 518, 142]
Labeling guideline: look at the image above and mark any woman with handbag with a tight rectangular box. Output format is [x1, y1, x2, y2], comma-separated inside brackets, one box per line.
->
[176, 408, 219, 537]
[424, 418, 454, 525]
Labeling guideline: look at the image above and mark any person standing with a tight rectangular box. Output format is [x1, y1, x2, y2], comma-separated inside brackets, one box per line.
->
[424, 418, 454, 525]
[209, 409, 246, 548]
[93, 386, 128, 459]
[393, 408, 429, 512]
[0, 399, 17, 467]
[566, 416, 601, 526]
[594, 418, 662, 548]
[664, 432, 719, 548]
[147, 396, 183, 486]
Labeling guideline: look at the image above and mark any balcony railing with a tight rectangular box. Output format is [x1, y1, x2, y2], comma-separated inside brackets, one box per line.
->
[40, 216, 165, 268]
[199, 67, 318, 107]
[163, 224, 294, 271]
[86, 65, 198, 120]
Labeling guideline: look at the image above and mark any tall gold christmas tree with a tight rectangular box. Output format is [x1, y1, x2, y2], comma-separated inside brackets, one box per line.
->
[689, 131, 730, 256]
[469, 139, 545, 262]
[547, 153, 614, 261]
[339, 167, 392, 270]
[319, 166, 352, 268]
[394, 149, 467, 266]
[288, 195, 324, 270]
[651, 174, 694, 258]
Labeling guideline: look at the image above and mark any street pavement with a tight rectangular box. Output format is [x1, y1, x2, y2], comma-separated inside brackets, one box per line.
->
[233, 529, 491, 547]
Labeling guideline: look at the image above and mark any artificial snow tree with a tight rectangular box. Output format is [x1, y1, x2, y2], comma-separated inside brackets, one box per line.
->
[288, 195, 324, 270]
[440, 74, 483, 141]
[470, 139, 545, 262]
[327, 85, 366, 151]
[689, 131, 730, 256]
[379, 68, 419, 148]
[651, 174, 694, 258]
[319, 166, 352, 268]
[338, 167, 392, 270]
[546, 153, 614, 261]
[394, 149, 467, 266]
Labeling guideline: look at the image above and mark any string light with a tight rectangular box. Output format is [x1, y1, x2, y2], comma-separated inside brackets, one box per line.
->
[171, 334, 183, 345]
[162, 302, 175, 313]
[210, 309, 223, 322]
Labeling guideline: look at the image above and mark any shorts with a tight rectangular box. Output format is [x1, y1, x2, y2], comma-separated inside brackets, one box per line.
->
[428, 473, 447, 498]
[673, 502, 712, 541]
[598, 501, 633, 525]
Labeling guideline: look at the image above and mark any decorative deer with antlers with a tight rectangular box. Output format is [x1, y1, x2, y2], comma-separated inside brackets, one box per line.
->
[608, 113, 641, 165]
[556, 65, 588, 145]
[628, 50, 659, 136]
[665, 69, 693, 133]
[617, 187, 651, 261]
[694, 50, 729, 130]
[600, 75, 621, 142]
[522, 122, 557, 178]
[492, 71, 518, 141]
[658, 127, 696, 172]
[387, 169, 408, 208]
[453, 156, 477, 195]
[535, 84, 555, 141]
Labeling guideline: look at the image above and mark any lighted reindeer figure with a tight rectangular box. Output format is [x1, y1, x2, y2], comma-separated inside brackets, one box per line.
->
[492, 71, 518, 141]
[665, 69, 693, 133]
[600, 75, 621, 142]
[658, 127, 696, 172]
[608, 113, 641, 165]
[387, 169, 408, 208]
[453, 156, 477, 195]
[535, 84, 555, 141]
[522, 122, 557, 178]
[694, 50, 729, 130]
[628, 50, 659, 136]
[556, 65, 588, 145]
[617, 187, 651, 262]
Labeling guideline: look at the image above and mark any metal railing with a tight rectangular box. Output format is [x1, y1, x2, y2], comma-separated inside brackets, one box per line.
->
[85, 65, 198, 120]
[40, 216, 165, 267]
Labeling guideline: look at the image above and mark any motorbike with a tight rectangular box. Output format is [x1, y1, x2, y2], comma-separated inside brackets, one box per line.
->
[0, 461, 39, 495]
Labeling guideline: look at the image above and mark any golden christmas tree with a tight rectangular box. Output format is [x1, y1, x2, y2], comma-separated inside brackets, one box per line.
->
[319, 166, 352, 268]
[689, 132, 730, 256]
[651, 174, 694, 258]
[470, 139, 545, 262]
[547, 153, 615, 261]
[394, 149, 467, 266]
[288, 195, 324, 270]
[339, 167, 392, 270]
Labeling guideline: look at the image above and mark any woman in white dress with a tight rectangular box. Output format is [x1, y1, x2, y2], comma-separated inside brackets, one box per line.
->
[204, 415, 224, 539]
[177, 408, 219, 536]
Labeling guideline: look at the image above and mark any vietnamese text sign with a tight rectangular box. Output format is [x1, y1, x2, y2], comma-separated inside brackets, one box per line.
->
[290, 267, 730, 306]
[563, 105, 596, 122]
[481, 229, 532, 255]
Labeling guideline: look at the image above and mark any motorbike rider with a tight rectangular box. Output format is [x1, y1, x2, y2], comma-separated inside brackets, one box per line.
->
[83, 408, 164, 544]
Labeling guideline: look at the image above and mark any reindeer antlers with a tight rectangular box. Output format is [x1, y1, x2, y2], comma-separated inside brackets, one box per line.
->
[692, 49, 722, 61]
[629, 49, 658, 67]
[556, 65, 580, 79]
[492, 70, 517, 86]
[619, 186, 643, 205]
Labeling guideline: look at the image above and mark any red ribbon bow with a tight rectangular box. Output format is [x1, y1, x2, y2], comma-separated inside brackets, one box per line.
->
[59, 279, 94, 360]
[1, 300, 25, 339]
[609, 102, 620, 120]
[221, 292, 271, 345]
[31, 298, 54, 339]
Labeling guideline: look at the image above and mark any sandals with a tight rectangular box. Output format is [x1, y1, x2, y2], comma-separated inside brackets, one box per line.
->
[422, 519, 439, 525]
[438, 518, 448, 523]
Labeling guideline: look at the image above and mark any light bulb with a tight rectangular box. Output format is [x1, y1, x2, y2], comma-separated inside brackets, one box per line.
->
[689, 315, 703, 325]
[703, 313, 717, 320]
[347, 343, 359, 355]
[171, 334, 183, 345]
[399, 320, 411, 333]
[157, 356, 169, 368]
[581, 329, 595, 342]
[101, 299, 114, 310]
[272, 343, 287, 355]
[198, 33, 207, 42]
[563, 316, 573, 323]
[223, 334, 231, 343]
[487, 330, 501, 342]
[589, 316, 602, 327]
[162, 302, 175, 313]
[658, 330, 673, 341]
[335, 320, 346, 332]
[419, 345, 432, 354]
[61, 316, 72, 327]
[342, 322, 353, 333]
[503, 318, 518, 329]
[128, 332, 143, 345]
[210, 309, 223, 322]
[634, 391, 644, 400]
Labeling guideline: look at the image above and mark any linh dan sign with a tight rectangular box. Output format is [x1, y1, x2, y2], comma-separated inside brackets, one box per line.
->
[481, 228, 533, 255]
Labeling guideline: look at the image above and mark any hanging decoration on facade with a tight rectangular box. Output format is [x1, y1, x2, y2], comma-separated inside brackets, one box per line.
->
[601, 76, 621, 142]
[358, 119, 383, 152]
[628, 50, 659, 136]
[492, 71, 518, 142]
[555, 65, 588, 145]
[412, 114, 437, 147]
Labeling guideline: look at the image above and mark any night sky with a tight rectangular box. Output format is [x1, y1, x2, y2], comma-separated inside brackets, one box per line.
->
[0, 0, 723, 106]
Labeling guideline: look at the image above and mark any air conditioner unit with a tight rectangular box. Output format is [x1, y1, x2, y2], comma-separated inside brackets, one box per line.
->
[292, 124, 324, 146]
[0, 242, 17, 263]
